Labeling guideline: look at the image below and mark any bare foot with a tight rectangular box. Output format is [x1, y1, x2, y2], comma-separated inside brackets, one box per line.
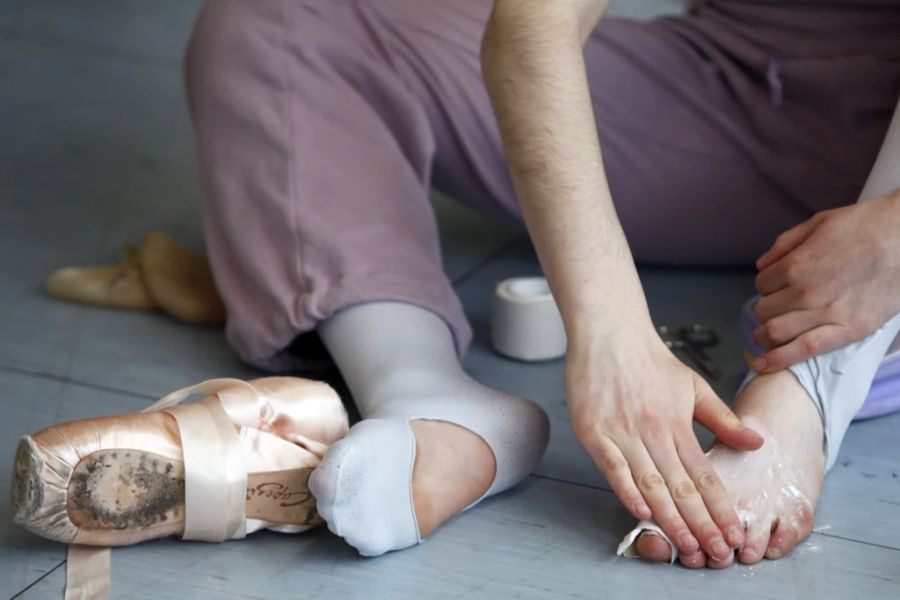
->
[410, 420, 496, 537]
[635, 369, 825, 568]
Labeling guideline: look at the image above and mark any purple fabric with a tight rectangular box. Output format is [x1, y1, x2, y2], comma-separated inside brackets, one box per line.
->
[185, 0, 900, 372]
[740, 297, 900, 420]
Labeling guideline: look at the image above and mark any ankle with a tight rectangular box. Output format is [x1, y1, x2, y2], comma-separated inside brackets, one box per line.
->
[733, 370, 825, 466]
[361, 365, 472, 407]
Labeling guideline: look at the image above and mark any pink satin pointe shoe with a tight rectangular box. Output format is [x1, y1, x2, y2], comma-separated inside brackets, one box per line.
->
[11, 377, 349, 598]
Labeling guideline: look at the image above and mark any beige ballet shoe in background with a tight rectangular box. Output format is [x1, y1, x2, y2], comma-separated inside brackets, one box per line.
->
[45, 245, 156, 310]
[11, 376, 349, 598]
[45, 231, 226, 325]
[140, 231, 226, 325]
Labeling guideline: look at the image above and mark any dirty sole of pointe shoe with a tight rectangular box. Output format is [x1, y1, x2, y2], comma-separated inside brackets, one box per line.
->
[67, 450, 187, 531]
[12, 439, 322, 536]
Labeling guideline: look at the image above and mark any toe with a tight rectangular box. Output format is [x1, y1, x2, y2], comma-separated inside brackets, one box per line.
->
[635, 531, 675, 563]
[678, 549, 707, 569]
[766, 520, 803, 560]
[766, 503, 814, 560]
[738, 518, 772, 565]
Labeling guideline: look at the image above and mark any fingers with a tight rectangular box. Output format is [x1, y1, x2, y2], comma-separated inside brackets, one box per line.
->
[752, 310, 819, 350]
[643, 432, 735, 561]
[756, 216, 820, 271]
[675, 433, 745, 551]
[633, 532, 711, 569]
[755, 258, 790, 296]
[678, 549, 707, 569]
[706, 551, 735, 569]
[755, 324, 850, 373]
[753, 286, 805, 323]
[692, 378, 764, 450]
[626, 444, 700, 556]
[587, 435, 651, 521]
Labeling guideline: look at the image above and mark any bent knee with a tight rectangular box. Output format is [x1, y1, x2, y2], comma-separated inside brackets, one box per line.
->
[184, 0, 292, 104]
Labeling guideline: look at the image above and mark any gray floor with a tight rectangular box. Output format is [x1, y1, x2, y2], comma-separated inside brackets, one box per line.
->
[1, 1, 898, 598]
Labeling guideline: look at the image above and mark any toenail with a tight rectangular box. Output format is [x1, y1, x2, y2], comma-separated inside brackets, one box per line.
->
[740, 547, 757, 561]
[712, 540, 730, 560]
[766, 547, 782, 559]
[726, 527, 742, 547]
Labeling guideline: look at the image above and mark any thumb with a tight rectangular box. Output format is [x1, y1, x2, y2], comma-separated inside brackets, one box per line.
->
[693, 378, 764, 450]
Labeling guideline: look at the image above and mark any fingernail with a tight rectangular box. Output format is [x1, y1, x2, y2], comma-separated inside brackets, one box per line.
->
[633, 501, 650, 517]
[726, 526, 743, 547]
[712, 539, 731, 560]
[679, 532, 698, 551]
[753, 357, 767, 372]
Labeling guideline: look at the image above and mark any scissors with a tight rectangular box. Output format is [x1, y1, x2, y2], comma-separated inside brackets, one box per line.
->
[657, 324, 720, 380]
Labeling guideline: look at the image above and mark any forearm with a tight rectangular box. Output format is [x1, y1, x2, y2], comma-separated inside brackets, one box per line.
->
[481, 1, 653, 343]
[859, 96, 900, 203]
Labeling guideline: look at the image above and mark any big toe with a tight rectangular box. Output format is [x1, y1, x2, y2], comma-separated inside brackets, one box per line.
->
[635, 532, 675, 563]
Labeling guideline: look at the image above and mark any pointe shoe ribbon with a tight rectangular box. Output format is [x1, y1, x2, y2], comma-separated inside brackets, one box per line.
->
[145, 378, 256, 542]
[616, 519, 677, 564]
[13, 377, 349, 599]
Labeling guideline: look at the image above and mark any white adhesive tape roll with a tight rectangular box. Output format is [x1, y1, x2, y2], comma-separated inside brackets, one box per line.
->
[491, 277, 567, 361]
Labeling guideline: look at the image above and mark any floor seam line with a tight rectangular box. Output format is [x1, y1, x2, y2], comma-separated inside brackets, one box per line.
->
[811, 531, 900, 552]
[10, 559, 66, 599]
[450, 233, 528, 288]
[0, 363, 159, 402]
[529, 472, 613, 493]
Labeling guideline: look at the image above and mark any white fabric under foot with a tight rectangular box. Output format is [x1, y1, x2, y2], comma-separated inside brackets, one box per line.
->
[310, 302, 550, 557]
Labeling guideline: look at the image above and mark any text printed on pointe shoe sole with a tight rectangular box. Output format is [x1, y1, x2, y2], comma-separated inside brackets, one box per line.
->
[245, 469, 321, 526]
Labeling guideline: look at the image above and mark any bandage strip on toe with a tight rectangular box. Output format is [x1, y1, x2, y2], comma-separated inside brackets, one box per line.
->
[310, 390, 550, 557]
[617, 311, 900, 562]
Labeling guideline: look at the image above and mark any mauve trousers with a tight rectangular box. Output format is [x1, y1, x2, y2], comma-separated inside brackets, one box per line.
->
[184, 0, 899, 371]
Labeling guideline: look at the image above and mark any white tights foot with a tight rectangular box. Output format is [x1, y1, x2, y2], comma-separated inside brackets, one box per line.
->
[309, 302, 549, 556]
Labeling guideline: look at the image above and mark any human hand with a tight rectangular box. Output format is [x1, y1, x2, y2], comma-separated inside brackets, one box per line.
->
[566, 332, 764, 561]
[752, 190, 900, 372]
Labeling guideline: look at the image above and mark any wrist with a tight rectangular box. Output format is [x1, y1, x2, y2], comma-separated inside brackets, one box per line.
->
[565, 305, 659, 356]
